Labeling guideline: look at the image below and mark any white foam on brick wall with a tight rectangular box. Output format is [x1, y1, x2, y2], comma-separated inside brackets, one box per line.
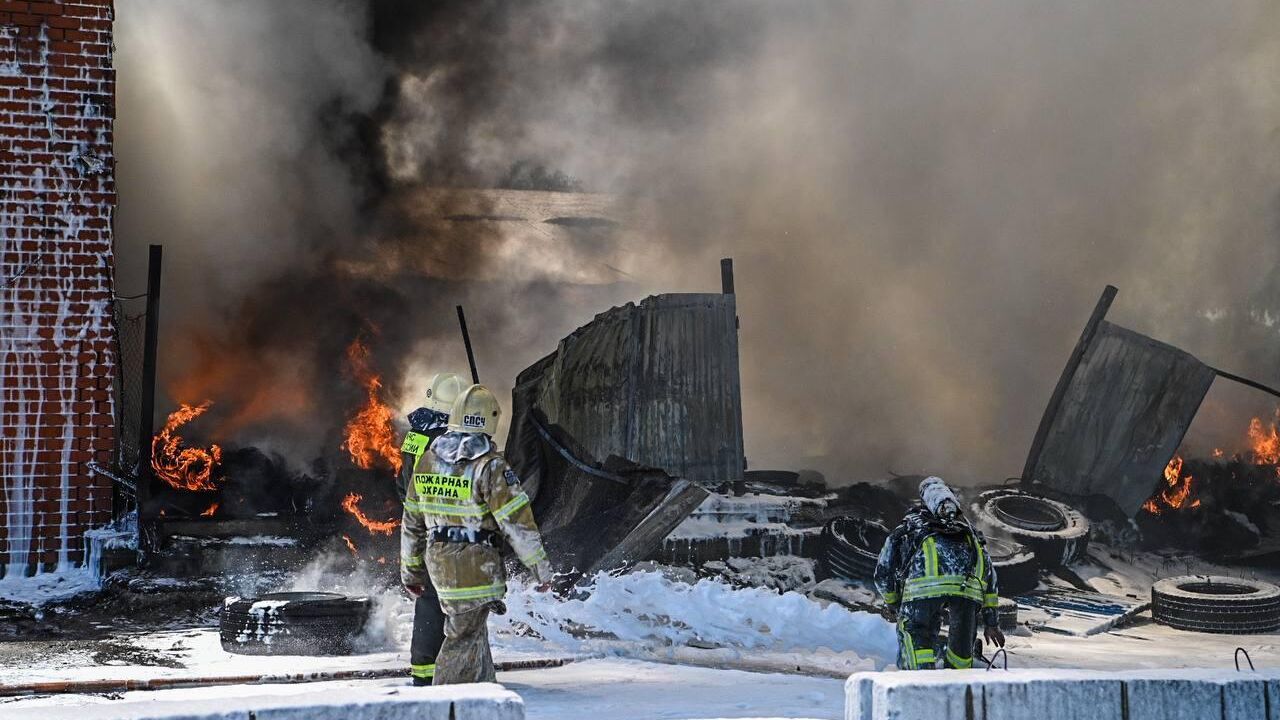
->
[845, 668, 1280, 720]
[6, 682, 526, 720]
[0, 4, 117, 580]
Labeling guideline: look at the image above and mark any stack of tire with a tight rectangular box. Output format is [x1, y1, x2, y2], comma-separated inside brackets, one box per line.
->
[822, 514, 1042, 598]
[220, 592, 371, 655]
[822, 517, 888, 581]
[983, 537, 1039, 596]
[996, 597, 1019, 632]
[1151, 576, 1280, 634]
[972, 489, 1090, 568]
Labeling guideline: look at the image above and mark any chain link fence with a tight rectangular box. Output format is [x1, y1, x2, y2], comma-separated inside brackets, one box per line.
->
[112, 296, 147, 478]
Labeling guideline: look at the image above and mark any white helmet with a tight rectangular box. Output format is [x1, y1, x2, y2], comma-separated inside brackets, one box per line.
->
[919, 476, 960, 519]
[447, 384, 501, 435]
[423, 372, 465, 415]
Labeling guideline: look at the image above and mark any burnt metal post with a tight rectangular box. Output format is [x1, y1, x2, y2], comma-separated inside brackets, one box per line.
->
[456, 305, 480, 384]
[1021, 285, 1117, 486]
[720, 258, 735, 295]
[136, 245, 163, 553]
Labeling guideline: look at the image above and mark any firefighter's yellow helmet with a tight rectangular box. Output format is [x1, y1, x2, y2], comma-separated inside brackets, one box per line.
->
[447, 383, 501, 435]
[424, 372, 465, 415]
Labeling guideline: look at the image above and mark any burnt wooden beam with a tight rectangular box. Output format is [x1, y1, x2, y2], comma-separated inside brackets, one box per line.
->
[1210, 367, 1280, 401]
[720, 257, 735, 295]
[1021, 285, 1117, 485]
[456, 304, 480, 384]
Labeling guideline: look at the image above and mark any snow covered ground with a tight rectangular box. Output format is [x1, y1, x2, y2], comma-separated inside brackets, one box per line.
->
[1, 541, 1278, 718]
[0, 660, 847, 720]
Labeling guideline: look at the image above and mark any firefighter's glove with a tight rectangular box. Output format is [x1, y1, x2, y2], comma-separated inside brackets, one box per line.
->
[883, 603, 899, 623]
[983, 624, 1006, 648]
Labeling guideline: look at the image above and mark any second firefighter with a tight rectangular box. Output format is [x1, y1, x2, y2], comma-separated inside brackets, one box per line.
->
[874, 476, 1005, 670]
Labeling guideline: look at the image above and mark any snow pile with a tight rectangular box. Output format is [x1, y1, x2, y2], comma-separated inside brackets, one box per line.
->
[667, 492, 826, 540]
[0, 565, 101, 605]
[702, 556, 817, 593]
[0, 515, 137, 605]
[497, 569, 897, 663]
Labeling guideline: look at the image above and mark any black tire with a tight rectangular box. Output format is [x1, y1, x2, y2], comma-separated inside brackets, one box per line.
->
[983, 537, 1040, 596]
[823, 517, 888, 581]
[1151, 576, 1280, 634]
[973, 490, 1090, 567]
[997, 597, 1018, 632]
[220, 592, 371, 655]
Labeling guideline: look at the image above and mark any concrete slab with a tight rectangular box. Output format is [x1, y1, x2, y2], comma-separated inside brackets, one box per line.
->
[846, 668, 1280, 720]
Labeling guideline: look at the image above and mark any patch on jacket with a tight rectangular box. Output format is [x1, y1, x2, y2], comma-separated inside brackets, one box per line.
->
[503, 467, 519, 486]
[413, 473, 473, 501]
[401, 431, 429, 456]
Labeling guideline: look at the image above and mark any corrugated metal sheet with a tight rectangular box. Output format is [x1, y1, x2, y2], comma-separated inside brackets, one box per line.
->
[1026, 321, 1216, 515]
[503, 292, 741, 574]
[512, 293, 745, 486]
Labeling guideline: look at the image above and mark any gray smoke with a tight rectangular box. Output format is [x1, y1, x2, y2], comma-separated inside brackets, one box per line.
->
[114, 1, 1280, 483]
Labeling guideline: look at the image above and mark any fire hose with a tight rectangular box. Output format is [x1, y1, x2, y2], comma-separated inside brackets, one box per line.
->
[0, 657, 578, 698]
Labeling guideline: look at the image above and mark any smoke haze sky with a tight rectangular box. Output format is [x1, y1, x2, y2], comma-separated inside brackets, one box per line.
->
[114, 1, 1280, 483]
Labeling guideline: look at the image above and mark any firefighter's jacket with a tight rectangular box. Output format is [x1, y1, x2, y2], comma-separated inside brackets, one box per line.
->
[400, 432, 553, 613]
[873, 507, 1000, 626]
[397, 407, 450, 501]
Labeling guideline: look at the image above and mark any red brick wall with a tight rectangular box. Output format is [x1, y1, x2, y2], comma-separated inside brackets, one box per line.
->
[0, 0, 116, 577]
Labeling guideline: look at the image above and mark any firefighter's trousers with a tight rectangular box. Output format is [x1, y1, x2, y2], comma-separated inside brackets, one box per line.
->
[896, 596, 979, 670]
[433, 603, 496, 685]
[410, 585, 446, 685]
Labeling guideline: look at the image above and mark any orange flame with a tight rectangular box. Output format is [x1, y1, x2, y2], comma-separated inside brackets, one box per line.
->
[341, 492, 399, 535]
[341, 534, 358, 556]
[1142, 455, 1201, 515]
[200, 502, 219, 517]
[1247, 415, 1280, 466]
[340, 336, 403, 474]
[152, 402, 223, 492]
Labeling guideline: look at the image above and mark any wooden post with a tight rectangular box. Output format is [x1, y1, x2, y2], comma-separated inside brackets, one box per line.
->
[720, 258, 735, 295]
[1021, 285, 1118, 485]
[456, 305, 479, 384]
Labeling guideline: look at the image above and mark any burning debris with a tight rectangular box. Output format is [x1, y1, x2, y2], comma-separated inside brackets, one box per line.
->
[340, 334, 403, 476]
[151, 402, 224, 492]
[341, 493, 398, 536]
[1142, 455, 1200, 515]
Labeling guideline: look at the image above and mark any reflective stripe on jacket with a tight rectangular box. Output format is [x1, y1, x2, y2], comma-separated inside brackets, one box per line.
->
[874, 508, 1000, 617]
[398, 428, 445, 502]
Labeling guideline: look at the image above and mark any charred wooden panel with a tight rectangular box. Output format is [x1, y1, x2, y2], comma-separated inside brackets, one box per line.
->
[515, 293, 744, 487]
[1026, 321, 1216, 515]
[505, 292, 741, 574]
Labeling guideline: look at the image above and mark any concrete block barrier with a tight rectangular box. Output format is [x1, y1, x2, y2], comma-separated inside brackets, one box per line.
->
[846, 668, 1280, 720]
[9, 682, 525, 720]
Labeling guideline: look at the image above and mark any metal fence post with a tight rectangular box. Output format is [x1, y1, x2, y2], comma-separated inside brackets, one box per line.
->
[136, 245, 163, 547]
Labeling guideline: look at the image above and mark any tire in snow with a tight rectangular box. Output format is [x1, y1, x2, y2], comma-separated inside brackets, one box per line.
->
[972, 489, 1090, 567]
[822, 517, 889, 581]
[983, 536, 1040, 596]
[1150, 576, 1280, 634]
[221, 592, 371, 655]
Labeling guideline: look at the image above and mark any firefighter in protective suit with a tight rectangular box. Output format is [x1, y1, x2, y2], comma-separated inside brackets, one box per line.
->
[874, 476, 1005, 670]
[400, 383, 553, 685]
[398, 372, 465, 502]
